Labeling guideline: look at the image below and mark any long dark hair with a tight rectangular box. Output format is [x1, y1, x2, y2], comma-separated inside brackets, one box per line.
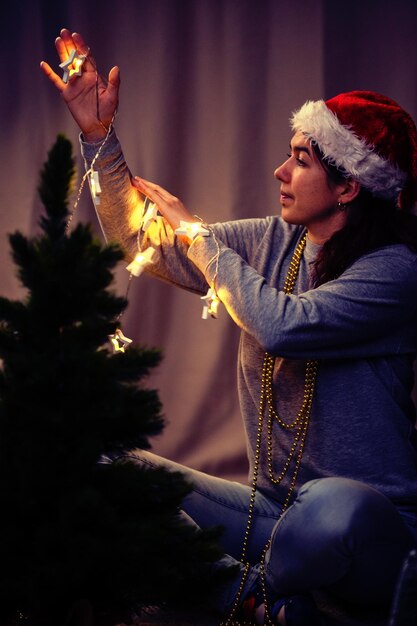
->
[312, 145, 417, 286]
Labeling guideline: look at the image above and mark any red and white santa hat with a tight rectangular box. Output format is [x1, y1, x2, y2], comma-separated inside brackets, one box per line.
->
[291, 90, 417, 207]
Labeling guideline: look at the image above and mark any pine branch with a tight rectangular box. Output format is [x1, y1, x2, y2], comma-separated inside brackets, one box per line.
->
[37, 133, 75, 238]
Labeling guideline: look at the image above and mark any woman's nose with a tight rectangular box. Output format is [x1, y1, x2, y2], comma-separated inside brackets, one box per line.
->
[274, 159, 290, 182]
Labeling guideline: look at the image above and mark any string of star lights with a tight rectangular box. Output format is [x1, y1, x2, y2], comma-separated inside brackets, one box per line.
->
[174, 218, 221, 320]
[135, 199, 223, 320]
[64, 47, 115, 233]
[200, 242, 221, 319]
[61, 48, 221, 354]
[59, 47, 137, 353]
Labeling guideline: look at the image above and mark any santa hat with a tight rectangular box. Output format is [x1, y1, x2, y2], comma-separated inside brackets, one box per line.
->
[291, 90, 417, 207]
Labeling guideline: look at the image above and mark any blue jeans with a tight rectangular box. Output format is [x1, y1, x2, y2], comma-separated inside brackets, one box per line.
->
[115, 449, 417, 616]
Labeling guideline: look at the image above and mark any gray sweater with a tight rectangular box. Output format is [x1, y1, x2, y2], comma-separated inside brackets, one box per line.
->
[82, 131, 417, 509]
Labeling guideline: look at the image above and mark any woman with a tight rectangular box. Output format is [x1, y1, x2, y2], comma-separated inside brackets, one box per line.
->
[41, 29, 417, 625]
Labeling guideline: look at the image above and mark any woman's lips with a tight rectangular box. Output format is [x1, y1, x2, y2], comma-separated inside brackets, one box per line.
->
[280, 189, 293, 203]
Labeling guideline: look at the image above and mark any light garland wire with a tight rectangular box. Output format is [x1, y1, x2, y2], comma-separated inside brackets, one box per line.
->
[65, 48, 116, 232]
[192, 216, 222, 319]
[64, 51, 223, 347]
[61, 50, 140, 353]
[65, 115, 115, 232]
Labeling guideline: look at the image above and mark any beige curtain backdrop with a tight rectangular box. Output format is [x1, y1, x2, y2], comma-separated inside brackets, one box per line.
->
[2, 0, 417, 483]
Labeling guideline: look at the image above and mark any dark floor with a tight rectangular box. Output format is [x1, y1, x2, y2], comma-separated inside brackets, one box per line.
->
[130, 597, 389, 626]
[65, 594, 390, 625]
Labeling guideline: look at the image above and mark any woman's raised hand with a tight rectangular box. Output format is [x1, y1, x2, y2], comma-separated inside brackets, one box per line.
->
[40, 29, 120, 142]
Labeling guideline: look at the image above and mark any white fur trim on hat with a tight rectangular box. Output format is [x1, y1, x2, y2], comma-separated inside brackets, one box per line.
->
[290, 100, 407, 200]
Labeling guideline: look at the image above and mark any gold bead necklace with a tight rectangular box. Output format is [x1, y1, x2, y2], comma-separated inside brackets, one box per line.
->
[222, 232, 319, 626]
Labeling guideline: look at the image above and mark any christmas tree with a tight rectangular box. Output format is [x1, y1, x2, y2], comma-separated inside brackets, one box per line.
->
[0, 136, 234, 626]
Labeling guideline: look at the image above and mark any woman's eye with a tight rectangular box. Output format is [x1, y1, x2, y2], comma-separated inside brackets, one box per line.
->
[286, 152, 306, 166]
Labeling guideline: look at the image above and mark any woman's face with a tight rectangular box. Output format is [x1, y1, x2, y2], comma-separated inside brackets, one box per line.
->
[274, 131, 348, 243]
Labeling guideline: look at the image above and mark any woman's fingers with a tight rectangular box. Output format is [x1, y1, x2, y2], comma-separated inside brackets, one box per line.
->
[72, 31, 98, 73]
[56, 28, 73, 61]
[72, 31, 89, 55]
[54, 29, 96, 77]
[108, 66, 121, 90]
[133, 177, 159, 198]
[132, 177, 196, 231]
[133, 176, 172, 200]
[134, 177, 177, 203]
[54, 37, 67, 63]
[39, 60, 66, 92]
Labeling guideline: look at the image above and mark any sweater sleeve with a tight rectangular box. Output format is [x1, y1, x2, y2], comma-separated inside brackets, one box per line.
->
[188, 234, 417, 360]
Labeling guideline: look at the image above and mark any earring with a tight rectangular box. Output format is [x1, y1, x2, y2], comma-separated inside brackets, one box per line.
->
[337, 201, 346, 211]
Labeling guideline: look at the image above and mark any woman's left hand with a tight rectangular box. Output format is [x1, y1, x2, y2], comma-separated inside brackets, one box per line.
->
[132, 177, 200, 238]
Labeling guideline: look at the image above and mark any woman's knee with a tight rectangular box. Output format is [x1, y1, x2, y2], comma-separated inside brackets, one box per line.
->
[265, 477, 415, 601]
[295, 477, 410, 546]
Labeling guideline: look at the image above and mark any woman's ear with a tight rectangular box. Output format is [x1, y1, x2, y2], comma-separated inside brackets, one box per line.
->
[338, 178, 361, 205]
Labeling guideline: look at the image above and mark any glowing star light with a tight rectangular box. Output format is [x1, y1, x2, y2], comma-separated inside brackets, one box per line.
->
[174, 221, 210, 240]
[141, 200, 158, 231]
[59, 49, 87, 84]
[89, 170, 101, 206]
[126, 247, 156, 277]
[108, 328, 133, 353]
[201, 287, 220, 319]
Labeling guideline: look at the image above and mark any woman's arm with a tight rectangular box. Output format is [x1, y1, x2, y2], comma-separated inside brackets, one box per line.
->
[80, 132, 211, 294]
[41, 29, 209, 294]
[188, 234, 417, 359]
[82, 135, 282, 295]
